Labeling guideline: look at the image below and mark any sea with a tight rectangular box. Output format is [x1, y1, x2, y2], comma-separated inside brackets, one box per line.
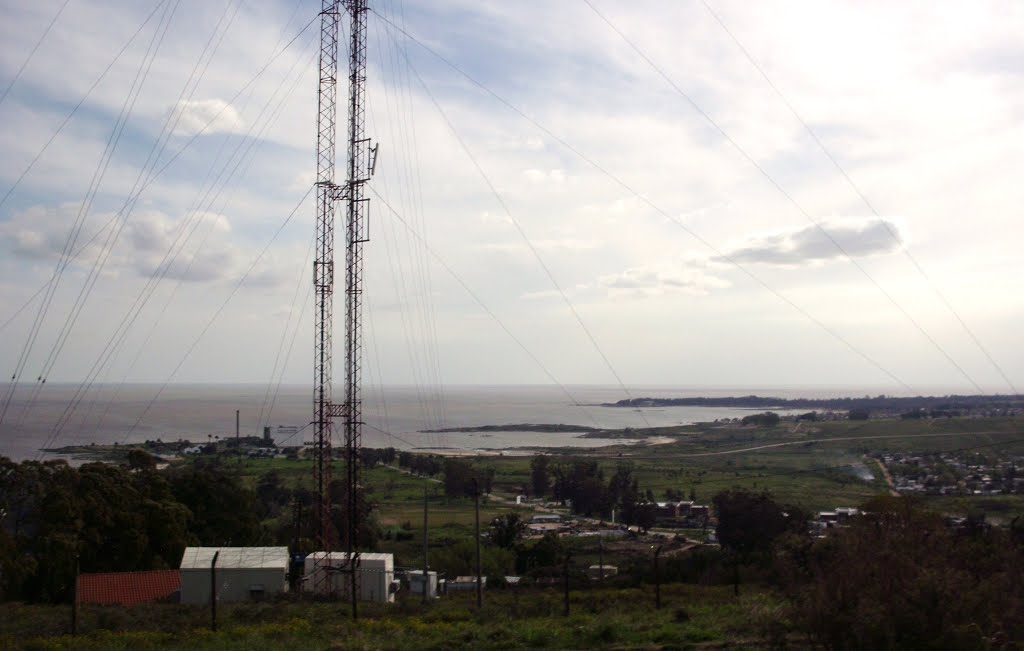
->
[0, 383, 956, 462]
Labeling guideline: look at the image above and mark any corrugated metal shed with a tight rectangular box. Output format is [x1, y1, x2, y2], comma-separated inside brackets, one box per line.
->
[178, 547, 289, 604]
[179, 547, 288, 570]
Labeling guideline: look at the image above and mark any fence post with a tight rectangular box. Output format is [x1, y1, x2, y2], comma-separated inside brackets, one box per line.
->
[423, 486, 429, 604]
[653, 545, 663, 610]
[473, 478, 482, 609]
[211, 551, 220, 631]
[71, 555, 79, 636]
[563, 553, 572, 617]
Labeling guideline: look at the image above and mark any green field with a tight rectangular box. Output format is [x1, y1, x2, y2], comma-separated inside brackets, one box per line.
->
[228, 415, 1024, 530]
[2, 585, 783, 650]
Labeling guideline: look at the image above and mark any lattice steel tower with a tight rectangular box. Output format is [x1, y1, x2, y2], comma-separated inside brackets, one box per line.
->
[312, 0, 374, 618]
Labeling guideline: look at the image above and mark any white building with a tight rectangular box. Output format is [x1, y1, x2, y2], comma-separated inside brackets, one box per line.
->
[302, 552, 397, 603]
[179, 547, 289, 605]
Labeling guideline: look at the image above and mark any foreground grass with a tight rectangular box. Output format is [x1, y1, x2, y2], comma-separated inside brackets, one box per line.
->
[3, 585, 786, 650]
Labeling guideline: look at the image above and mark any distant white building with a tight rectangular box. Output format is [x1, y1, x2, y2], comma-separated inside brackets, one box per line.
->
[179, 547, 289, 604]
[302, 552, 397, 603]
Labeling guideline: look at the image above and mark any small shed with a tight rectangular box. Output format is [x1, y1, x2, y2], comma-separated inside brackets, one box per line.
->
[303, 552, 397, 603]
[179, 547, 289, 604]
[407, 570, 439, 599]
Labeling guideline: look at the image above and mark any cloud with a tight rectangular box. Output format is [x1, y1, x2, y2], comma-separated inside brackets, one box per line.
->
[598, 263, 730, 298]
[719, 218, 904, 266]
[0, 203, 240, 283]
[172, 99, 244, 136]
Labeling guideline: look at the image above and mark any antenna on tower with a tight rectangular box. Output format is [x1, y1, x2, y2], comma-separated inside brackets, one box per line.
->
[311, 0, 374, 620]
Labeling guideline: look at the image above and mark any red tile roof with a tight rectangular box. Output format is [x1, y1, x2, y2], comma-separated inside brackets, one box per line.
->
[78, 570, 180, 605]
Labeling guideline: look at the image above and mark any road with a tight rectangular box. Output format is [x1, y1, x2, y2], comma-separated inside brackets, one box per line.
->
[638, 430, 1021, 459]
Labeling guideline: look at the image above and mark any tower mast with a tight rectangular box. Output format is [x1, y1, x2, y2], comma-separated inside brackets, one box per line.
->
[312, 0, 373, 618]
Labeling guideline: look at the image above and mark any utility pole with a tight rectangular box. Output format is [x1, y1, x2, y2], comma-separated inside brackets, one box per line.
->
[422, 485, 429, 604]
[235, 409, 239, 439]
[473, 478, 482, 608]
[598, 536, 605, 582]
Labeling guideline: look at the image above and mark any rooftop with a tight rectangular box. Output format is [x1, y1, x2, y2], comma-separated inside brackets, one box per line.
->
[179, 547, 289, 570]
[78, 570, 180, 605]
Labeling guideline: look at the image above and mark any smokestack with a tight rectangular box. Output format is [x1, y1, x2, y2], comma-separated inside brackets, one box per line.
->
[236, 410, 240, 439]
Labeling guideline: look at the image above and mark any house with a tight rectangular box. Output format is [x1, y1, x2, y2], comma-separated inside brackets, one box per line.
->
[78, 570, 180, 605]
[530, 514, 562, 524]
[302, 552, 397, 603]
[179, 546, 289, 605]
[654, 501, 692, 520]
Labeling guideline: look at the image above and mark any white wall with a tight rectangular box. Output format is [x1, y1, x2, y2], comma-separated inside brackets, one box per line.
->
[180, 568, 288, 604]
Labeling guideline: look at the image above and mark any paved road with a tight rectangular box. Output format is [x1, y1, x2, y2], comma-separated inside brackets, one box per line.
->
[654, 430, 1020, 458]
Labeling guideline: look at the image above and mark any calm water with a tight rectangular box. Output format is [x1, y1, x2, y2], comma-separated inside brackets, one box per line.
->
[0, 383, 947, 461]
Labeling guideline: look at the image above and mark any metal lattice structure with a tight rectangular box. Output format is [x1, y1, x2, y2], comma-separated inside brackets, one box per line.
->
[312, 0, 373, 619]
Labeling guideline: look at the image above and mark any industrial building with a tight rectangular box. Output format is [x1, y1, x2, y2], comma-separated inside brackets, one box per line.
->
[179, 547, 289, 605]
[302, 552, 397, 603]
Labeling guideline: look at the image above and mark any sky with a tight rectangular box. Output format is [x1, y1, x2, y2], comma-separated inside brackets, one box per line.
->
[0, 0, 1022, 396]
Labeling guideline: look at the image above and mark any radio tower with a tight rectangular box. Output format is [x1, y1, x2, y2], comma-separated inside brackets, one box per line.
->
[312, 0, 374, 619]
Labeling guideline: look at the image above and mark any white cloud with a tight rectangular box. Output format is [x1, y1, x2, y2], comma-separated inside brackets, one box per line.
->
[598, 263, 730, 298]
[172, 99, 244, 136]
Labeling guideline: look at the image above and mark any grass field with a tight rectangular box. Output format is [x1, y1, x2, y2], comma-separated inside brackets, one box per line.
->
[230, 415, 1024, 534]
[2, 585, 785, 650]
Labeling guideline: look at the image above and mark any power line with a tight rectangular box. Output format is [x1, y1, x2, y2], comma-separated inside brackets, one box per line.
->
[0, 0, 73, 110]
[391, 37, 651, 428]
[45, 28, 321, 453]
[117, 186, 314, 443]
[0, 0, 173, 214]
[369, 186, 601, 430]
[698, 0, 1018, 396]
[370, 11, 913, 393]
[1, 0, 181, 427]
[15, 9, 320, 445]
[579, 0, 985, 394]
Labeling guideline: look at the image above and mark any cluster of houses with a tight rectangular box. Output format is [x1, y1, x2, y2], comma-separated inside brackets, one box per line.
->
[878, 452, 1024, 496]
[809, 507, 861, 534]
[651, 501, 710, 528]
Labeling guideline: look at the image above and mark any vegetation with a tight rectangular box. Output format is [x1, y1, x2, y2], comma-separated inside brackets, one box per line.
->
[4, 413, 1024, 647]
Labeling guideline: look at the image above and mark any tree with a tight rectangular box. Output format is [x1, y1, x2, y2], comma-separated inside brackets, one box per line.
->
[442, 458, 477, 498]
[713, 489, 789, 557]
[432, 539, 515, 578]
[712, 489, 790, 595]
[167, 462, 261, 546]
[530, 455, 550, 497]
[489, 512, 526, 549]
[848, 408, 870, 420]
[779, 497, 1024, 649]
[741, 412, 780, 427]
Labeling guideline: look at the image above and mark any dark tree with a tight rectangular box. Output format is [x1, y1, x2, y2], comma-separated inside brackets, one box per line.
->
[167, 462, 261, 546]
[530, 455, 550, 497]
[489, 512, 526, 549]
[442, 458, 477, 498]
[712, 489, 789, 557]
